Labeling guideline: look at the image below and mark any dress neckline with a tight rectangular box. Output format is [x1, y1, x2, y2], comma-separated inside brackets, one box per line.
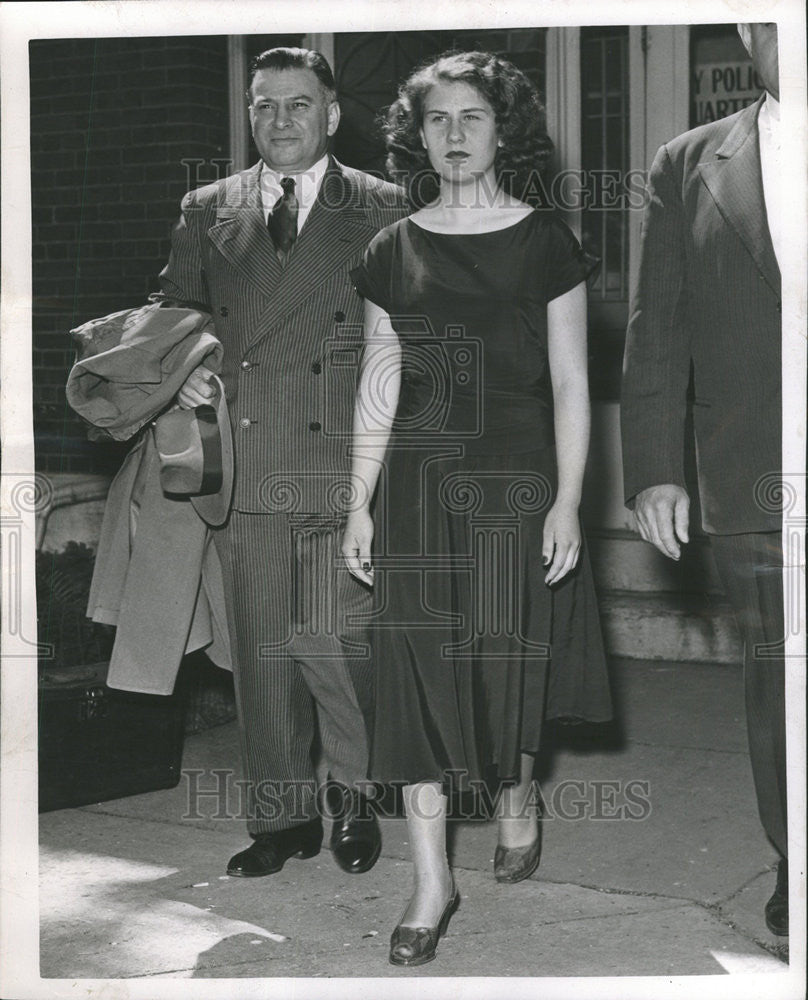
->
[405, 210, 536, 237]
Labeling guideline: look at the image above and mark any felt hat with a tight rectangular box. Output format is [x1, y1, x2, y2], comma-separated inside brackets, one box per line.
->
[153, 374, 234, 526]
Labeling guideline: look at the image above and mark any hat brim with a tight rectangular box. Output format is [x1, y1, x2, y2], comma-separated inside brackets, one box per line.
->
[189, 374, 234, 527]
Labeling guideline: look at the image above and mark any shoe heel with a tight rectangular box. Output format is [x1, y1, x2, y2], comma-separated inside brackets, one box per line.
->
[294, 826, 323, 860]
[438, 890, 460, 934]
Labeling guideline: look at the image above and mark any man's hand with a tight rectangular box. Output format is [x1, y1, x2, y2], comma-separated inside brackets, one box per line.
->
[177, 365, 215, 408]
[633, 484, 690, 560]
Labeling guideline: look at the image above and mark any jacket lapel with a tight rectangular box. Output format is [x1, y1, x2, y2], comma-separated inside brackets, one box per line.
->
[206, 162, 283, 292]
[697, 95, 780, 294]
[246, 159, 379, 350]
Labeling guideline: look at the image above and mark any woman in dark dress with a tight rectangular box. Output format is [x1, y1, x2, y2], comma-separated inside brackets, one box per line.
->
[342, 51, 612, 966]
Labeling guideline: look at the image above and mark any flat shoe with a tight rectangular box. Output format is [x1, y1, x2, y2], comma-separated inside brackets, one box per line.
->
[494, 829, 541, 884]
[389, 888, 460, 967]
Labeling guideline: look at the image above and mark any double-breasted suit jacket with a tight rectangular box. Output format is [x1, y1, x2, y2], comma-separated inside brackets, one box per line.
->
[159, 157, 409, 515]
[621, 95, 781, 534]
[157, 157, 409, 833]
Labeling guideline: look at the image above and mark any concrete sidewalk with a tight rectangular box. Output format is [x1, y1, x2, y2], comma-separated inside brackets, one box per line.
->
[38, 658, 793, 986]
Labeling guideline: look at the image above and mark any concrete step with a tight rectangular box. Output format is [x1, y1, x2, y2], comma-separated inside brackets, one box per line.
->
[587, 529, 740, 664]
[599, 591, 741, 664]
[587, 528, 724, 594]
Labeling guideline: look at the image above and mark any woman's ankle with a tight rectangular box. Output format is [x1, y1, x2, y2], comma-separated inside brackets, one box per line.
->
[399, 887, 453, 927]
[497, 811, 538, 848]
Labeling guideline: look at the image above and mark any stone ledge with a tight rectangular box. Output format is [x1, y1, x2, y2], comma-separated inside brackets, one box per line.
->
[587, 528, 724, 595]
[600, 591, 742, 664]
[36, 472, 111, 552]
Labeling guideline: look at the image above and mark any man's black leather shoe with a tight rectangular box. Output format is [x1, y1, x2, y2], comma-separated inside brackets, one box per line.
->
[764, 858, 788, 936]
[329, 788, 381, 874]
[226, 817, 323, 877]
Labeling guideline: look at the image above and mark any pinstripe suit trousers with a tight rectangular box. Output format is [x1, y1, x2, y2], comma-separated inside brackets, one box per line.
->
[214, 511, 373, 834]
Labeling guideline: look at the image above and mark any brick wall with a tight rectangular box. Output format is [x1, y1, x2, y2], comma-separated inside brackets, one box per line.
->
[31, 36, 229, 474]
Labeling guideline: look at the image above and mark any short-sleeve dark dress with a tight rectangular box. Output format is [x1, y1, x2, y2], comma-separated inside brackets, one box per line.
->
[351, 211, 612, 788]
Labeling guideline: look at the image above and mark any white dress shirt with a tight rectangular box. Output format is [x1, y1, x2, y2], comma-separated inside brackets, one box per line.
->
[757, 92, 782, 270]
[259, 153, 329, 235]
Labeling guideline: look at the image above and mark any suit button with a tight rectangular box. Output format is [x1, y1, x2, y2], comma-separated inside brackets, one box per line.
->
[311, 362, 322, 374]
[309, 421, 321, 432]
[777, 301, 782, 312]
[239, 417, 251, 428]
[220, 306, 229, 317]
[241, 360, 253, 371]
[334, 310, 346, 322]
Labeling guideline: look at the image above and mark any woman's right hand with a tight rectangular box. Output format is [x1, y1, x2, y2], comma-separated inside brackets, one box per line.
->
[341, 508, 375, 586]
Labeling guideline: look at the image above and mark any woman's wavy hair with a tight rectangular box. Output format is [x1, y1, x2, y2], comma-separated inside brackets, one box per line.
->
[383, 50, 554, 208]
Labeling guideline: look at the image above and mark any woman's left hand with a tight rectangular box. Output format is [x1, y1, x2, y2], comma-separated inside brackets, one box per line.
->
[542, 500, 581, 585]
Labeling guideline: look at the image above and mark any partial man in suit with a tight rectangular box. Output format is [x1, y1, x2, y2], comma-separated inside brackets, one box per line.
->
[161, 47, 408, 878]
[621, 23, 788, 936]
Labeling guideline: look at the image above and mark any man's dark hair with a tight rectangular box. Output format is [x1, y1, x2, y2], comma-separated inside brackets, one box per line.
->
[247, 47, 336, 100]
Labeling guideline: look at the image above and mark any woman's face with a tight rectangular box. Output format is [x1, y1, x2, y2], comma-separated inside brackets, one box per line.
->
[419, 80, 500, 191]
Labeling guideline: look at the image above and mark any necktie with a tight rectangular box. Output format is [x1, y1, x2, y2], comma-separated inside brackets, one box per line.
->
[268, 176, 299, 255]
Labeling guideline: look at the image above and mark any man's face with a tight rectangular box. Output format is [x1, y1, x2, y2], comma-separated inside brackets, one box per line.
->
[739, 23, 779, 100]
[248, 67, 340, 173]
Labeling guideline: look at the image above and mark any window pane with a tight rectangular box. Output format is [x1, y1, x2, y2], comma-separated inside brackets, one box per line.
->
[580, 26, 629, 304]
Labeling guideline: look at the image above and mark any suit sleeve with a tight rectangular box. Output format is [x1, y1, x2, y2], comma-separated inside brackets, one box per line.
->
[621, 143, 692, 507]
[157, 190, 212, 309]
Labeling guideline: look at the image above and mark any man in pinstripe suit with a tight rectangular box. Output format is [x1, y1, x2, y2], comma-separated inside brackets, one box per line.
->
[163, 47, 408, 877]
[621, 24, 788, 936]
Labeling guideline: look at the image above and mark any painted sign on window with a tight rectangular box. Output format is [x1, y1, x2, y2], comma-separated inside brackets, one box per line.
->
[692, 61, 764, 124]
